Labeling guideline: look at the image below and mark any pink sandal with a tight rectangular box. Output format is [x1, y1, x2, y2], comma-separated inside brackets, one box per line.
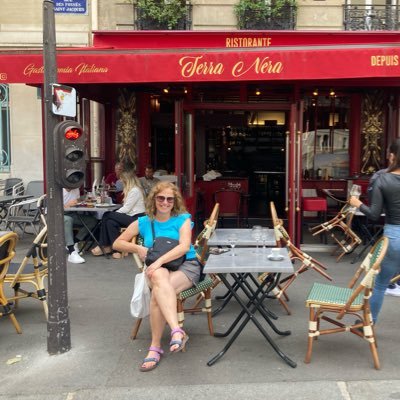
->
[139, 346, 164, 372]
[169, 327, 189, 353]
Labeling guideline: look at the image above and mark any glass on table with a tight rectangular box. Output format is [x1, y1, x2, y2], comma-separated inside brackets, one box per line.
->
[227, 233, 238, 256]
[251, 225, 262, 253]
[261, 227, 270, 251]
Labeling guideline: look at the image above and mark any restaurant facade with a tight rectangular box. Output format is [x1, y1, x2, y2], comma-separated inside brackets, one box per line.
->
[1, 29, 400, 244]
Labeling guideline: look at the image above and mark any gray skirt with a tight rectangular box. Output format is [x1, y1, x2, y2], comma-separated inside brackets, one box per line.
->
[177, 259, 202, 285]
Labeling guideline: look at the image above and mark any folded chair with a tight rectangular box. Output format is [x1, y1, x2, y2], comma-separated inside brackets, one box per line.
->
[265, 202, 332, 315]
[4, 195, 48, 319]
[0, 231, 21, 334]
[4, 197, 44, 237]
[309, 202, 362, 262]
[130, 203, 220, 339]
[305, 236, 388, 369]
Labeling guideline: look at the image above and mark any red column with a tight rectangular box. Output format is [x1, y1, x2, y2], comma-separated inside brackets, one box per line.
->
[349, 94, 361, 176]
[136, 93, 151, 176]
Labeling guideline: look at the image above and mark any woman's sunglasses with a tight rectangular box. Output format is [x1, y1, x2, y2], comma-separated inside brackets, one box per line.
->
[156, 195, 175, 203]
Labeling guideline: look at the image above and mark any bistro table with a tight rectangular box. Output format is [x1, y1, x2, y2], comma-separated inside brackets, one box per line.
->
[204, 247, 296, 368]
[66, 203, 121, 256]
[208, 228, 277, 316]
[208, 228, 276, 247]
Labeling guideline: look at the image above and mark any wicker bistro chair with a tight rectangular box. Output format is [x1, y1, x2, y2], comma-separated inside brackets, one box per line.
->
[309, 202, 362, 262]
[0, 231, 21, 334]
[130, 204, 220, 340]
[265, 202, 333, 315]
[304, 236, 388, 369]
[4, 195, 48, 319]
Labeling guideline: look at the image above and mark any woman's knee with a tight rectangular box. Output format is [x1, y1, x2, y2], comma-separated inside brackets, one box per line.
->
[150, 268, 170, 287]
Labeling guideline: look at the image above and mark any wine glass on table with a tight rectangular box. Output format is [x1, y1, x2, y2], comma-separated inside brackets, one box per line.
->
[261, 228, 269, 251]
[227, 233, 238, 256]
[251, 225, 262, 253]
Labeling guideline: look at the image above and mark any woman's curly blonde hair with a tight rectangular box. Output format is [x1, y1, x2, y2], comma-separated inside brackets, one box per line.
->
[145, 181, 187, 219]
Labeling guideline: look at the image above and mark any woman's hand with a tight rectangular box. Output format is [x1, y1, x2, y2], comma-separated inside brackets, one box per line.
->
[145, 259, 163, 279]
[137, 246, 148, 262]
[349, 196, 362, 208]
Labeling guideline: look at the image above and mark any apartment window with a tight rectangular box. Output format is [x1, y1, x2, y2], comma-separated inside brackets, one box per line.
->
[0, 84, 11, 172]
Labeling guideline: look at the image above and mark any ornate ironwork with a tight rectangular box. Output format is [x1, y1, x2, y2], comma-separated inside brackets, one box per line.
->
[134, 1, 192, 30]
[238, 6, 296, 30]
[344, 3, 400, 30]
[360, 91, 385, 175]
[116, 89, 137, 170]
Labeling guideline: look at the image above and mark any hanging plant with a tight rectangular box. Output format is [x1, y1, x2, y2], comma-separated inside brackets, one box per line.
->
[136, 0, 188, 30]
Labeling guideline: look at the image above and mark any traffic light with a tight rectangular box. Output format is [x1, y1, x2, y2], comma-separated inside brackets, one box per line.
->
[53, 120, 86, 189]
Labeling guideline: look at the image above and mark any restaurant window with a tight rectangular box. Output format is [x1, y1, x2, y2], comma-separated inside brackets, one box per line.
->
[0, 84, 11, 172]
[302, 93, 350, 180]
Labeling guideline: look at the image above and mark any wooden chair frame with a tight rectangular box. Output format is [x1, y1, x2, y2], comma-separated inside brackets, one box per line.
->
[130, 203, 220, 340]
[268, 202, 332, 315]
[304, 236, 389, 369]
[0, 232, 21, 334]
[310, 202, 362, 262]
[4, 195, 48, 319]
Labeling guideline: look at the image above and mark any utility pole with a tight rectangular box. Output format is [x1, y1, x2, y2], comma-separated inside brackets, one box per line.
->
[43, 0, 71, 354]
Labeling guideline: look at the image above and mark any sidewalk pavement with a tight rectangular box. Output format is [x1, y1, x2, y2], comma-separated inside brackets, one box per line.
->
[1, 236, 400, 400]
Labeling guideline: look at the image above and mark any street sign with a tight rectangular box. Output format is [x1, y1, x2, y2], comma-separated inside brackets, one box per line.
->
[51, 84, 77, 117]
[54, 0, 87, 14]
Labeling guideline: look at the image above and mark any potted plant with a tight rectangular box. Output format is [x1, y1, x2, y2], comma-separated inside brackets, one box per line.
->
[136, 0, 188, 30]
[234, 0, 296, 30]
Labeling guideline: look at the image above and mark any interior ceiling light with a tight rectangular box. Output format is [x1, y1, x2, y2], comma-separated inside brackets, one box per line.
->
[163, 87, 169, 94]
[329, 89, 336, 96]
[255, 88, 261, 96]
[183, 87, 188, 94]
[312, 89, 318, 96]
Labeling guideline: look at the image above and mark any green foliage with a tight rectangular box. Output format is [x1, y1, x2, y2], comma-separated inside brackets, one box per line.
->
[137, 0, 187, 30]
[234, 0, 296, 29]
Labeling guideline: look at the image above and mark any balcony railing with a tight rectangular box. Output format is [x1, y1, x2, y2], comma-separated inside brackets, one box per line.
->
[133, 2, 192, 30]
[237, 6, 297, 30]
[344, 4, 400, 30]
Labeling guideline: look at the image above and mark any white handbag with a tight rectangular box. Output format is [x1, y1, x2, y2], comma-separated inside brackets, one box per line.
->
[130, 271, 151, 318]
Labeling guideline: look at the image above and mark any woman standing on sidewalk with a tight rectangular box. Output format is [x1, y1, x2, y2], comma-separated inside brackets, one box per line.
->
[349, 138, 400, 323]
[113, 181, 201, 371]
[91, 169, 146, 259]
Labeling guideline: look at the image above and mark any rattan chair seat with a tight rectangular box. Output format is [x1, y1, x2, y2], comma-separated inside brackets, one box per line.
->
[306, 282, 363, 309]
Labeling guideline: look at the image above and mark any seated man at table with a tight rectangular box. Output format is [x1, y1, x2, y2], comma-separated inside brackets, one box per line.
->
[64, 188, 97, 264]
[105, 161, 124, 204]
[139, 164, 160, 197]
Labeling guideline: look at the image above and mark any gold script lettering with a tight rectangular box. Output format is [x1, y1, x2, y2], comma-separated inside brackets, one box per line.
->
[179, 56, 224, 78]
[75, 63, 109, 75]
[232, 57, 283, 77]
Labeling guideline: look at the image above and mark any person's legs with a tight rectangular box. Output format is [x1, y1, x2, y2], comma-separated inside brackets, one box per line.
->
[140, 294, 167, 370]
[370, 225, 400, 322]
[150, 268, 193, 351]
[63, 214, 74, 247]
[64, 213, 85, 264]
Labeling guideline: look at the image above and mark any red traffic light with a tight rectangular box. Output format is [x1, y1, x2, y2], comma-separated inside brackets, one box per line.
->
[64, 127, 82, 141]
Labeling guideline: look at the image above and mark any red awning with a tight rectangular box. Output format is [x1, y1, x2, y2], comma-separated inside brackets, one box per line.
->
[1, 42, 400, 84]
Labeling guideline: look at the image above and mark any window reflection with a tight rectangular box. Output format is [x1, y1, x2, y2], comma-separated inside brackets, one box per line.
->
[302, 94, 350, 179]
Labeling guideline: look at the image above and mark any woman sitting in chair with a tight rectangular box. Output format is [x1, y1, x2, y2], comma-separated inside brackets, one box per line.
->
[113, 181, 201, 372]
[91, 169, 146, 259]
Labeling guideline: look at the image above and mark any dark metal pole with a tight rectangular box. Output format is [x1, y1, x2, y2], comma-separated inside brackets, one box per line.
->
[43, 0, 71, 354]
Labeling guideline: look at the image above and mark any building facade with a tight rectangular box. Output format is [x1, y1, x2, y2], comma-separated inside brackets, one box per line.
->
[1, 0, 399, 243]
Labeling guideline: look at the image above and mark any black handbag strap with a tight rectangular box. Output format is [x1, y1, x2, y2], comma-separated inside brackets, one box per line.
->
[151, 220, 156, 244]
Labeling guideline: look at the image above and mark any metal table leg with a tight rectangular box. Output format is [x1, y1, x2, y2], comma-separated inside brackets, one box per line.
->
[207, 272, 296, 368]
